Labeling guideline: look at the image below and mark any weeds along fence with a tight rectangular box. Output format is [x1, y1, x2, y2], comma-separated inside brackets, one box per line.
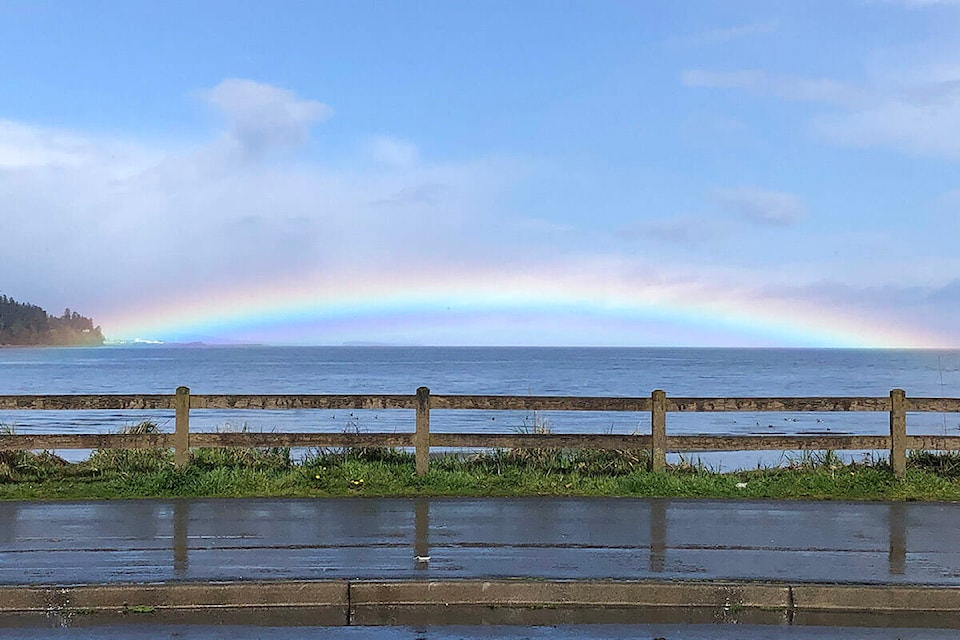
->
[1, 387, 960, 479]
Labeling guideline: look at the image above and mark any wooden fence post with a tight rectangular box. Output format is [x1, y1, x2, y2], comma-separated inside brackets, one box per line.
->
[415, 386, 431, 476]
[174, 386, 190, 468]
[651, 389, 667, 472]
[890, 388, 906, 479]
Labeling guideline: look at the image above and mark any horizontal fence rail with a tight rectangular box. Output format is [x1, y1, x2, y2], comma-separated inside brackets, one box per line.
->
[2, 387, 960, 478]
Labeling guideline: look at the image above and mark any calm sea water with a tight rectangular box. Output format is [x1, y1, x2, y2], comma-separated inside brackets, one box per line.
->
[2, 346, 959, 466]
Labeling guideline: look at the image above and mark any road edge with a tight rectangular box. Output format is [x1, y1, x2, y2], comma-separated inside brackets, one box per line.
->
[2, 578, 960, 626]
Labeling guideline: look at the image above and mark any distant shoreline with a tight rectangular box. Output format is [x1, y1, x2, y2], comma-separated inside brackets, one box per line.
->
[0, 343, 105, 349]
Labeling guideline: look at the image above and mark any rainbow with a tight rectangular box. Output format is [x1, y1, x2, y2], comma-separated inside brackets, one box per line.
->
[99, 265, 950, 348]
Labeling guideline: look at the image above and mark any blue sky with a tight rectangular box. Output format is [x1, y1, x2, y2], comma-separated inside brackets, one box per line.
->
[2, 1, 960, 346]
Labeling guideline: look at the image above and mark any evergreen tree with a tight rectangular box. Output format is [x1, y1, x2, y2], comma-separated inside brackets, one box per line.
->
[0, 296, 104, 346]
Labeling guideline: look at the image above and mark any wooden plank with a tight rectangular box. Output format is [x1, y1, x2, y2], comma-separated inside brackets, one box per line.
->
[7, 393, 958, 414]
[3, 431, 960, 453]
[189, 395, 416, 410]
[906, 398, 960, 412]
[0, 395, 173, 410]
[664, 435, 889, 451]
[907, 436, 960, 450]
[429, 433, 652, 449]
[188, 432, 415, 448]
[665, 397, 889, 412]
[430, 396, 652, 411]
[0, 434, 173, 450]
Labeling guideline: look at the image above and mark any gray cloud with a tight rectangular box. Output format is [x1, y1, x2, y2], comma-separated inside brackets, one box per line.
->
[926, 279, 960, 303]
[621, 215, 731, 245]
[714, 187, 806, 226]
[769, 278, 960, 318]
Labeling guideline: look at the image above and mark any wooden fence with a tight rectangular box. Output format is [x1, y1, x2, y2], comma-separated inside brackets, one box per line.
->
[2, 387, 960, 478]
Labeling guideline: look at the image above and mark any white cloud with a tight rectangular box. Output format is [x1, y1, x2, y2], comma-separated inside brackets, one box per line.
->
[940, 189, 960, 206]
[0, 80, 542, 320]
[0, 121, 90, 168]
[683, 60, 960, 159]
[681, 69, 862, 106]
[812, 83, 960, 158]
[714, 187, 806, 226]
[1, 79, 957, 346]
[368, 135, 420, 168]
[0, 120, 153, 172]
[871, 0, 960, 7]
[371, 183, 443, 207]
[202, 79, 333, 156]
[677, 21, 779, 46]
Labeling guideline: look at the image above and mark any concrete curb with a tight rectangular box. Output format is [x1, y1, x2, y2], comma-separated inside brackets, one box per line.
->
[1, 579, 959, 623]
[0, 581, 348, 612]
[350, 580, 790, 608]
[792, 584, 960, 612]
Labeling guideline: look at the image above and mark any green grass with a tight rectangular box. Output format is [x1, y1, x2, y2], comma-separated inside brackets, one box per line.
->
[1, 422, 960, 501]
[2, 420, 960, 501]
[123, 605, 156, 614]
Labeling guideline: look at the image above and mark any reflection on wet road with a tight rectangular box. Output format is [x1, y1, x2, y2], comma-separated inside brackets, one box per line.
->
[1, 497, 958, 585]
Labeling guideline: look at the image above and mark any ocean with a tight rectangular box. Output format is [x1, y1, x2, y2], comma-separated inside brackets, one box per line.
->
[2, 346, 959, 467]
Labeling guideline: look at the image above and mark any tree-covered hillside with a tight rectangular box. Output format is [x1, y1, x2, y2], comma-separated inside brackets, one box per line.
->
[0, 296, 104, 346]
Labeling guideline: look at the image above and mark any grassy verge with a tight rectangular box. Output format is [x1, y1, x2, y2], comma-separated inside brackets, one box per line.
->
[1, 423, 960, 501]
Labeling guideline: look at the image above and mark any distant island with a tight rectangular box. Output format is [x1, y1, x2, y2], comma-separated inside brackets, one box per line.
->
[0, 295, 104, 346]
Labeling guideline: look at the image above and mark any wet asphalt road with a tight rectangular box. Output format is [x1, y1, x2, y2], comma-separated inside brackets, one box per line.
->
[0, 497, 958, 586]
